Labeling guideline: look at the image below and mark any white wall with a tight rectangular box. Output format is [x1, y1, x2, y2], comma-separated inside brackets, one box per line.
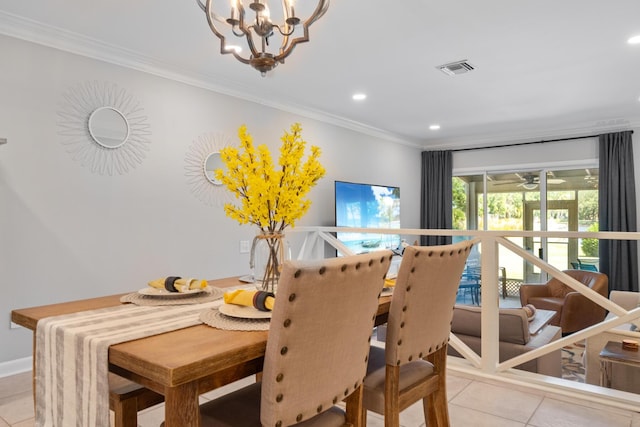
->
[0, 34, 422, 365]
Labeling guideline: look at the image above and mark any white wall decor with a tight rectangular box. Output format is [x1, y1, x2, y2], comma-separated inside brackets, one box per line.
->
[57, 81, 152, 175]
[184, 132, 233, 206]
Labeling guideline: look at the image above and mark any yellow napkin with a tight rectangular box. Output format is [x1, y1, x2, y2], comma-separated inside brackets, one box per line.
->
[384, 278, 396, 288]
[224, 289, 275, 311]
[148, 277, 207, 293]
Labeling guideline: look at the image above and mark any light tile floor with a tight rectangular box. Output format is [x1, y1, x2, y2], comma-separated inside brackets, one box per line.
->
[1, 369, 639, 427]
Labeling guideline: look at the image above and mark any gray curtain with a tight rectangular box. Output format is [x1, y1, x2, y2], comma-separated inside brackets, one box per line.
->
[420, 150, 452, 246]
[598, 131, 639, 292]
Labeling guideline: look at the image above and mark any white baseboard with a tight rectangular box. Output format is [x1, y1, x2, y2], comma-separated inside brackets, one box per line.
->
[0, 356, 32, 378]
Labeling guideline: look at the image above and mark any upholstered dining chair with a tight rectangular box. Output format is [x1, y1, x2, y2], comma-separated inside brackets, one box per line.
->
[361, 240, 474, 427]
[197, 250, 393, 427]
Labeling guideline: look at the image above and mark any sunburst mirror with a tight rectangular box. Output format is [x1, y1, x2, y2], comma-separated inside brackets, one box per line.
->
[57, 81, 152, 175]
[185, 132, 232, 206]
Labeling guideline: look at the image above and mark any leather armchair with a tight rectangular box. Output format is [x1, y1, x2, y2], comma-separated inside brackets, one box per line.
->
[519, 270, 608, 334]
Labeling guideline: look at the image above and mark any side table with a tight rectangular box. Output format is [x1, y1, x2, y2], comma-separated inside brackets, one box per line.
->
[599, 341, 640, 388]
[528, 309, 556, 335]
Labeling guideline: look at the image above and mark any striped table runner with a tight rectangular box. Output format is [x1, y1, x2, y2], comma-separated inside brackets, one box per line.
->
[35, 300, 222, 427]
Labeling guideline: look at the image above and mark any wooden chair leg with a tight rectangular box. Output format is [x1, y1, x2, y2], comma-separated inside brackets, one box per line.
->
[360, 405, 368, 427]
[384, 365, 401, 427]
[425, 347, 450, 427]
[344, 384, 364, 427]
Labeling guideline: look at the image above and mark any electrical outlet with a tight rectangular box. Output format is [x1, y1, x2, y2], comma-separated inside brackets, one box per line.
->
[239, 240, 251, 254]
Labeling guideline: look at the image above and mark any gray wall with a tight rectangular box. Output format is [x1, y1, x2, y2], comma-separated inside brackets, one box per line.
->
[0, 35, 422, 366]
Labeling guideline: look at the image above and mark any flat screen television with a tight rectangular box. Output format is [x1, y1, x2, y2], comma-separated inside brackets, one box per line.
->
[335, 180, 401, 254]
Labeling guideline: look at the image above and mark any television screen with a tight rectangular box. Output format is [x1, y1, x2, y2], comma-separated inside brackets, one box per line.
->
[335, 180, 401, 254]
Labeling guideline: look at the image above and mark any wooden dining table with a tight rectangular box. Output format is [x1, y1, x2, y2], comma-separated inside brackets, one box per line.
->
[11, 276, 392, 427]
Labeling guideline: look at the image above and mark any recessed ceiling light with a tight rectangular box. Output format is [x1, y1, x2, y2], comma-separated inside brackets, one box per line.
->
[429, 124, 441, 130]
[352, 93, 367, 101]
[628, 35, 640, 45]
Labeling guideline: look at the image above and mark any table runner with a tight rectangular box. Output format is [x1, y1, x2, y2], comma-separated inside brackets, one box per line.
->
[35, 300, 219, 427]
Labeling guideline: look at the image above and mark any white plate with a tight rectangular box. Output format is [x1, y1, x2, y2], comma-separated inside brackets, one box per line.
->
[218, 303, 272, 319]
[138, 286, 208, 297]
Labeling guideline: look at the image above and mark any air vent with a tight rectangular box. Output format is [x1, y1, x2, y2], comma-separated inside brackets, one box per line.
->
[437, 60, 475, 76]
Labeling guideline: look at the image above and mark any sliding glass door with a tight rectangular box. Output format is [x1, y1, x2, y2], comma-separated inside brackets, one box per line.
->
[454, 167, 599, 284]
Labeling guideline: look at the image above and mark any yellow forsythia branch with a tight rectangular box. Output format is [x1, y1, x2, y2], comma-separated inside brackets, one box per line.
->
[215, 123, 326, 233]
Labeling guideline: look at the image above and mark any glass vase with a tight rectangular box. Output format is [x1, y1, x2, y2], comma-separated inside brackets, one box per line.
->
[251, 232, 288, 293]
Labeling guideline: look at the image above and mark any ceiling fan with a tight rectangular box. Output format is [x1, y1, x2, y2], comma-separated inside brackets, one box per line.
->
[493, 173, 565, 189]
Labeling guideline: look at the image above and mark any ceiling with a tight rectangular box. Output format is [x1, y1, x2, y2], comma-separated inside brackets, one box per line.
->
[2, 1, 640, 149]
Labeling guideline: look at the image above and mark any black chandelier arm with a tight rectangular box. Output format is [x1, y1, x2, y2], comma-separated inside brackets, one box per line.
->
[272, 24, 296, 37]
[231, 26, 246, 38]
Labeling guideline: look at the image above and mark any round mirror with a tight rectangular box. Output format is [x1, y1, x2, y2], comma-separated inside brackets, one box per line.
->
[88, 107, 130, 149]
[203, 152, 224, 185]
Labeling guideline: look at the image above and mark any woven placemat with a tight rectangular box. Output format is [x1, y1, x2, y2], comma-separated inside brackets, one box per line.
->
[200, 308, 271, 331]
[120, 287, 225, 306]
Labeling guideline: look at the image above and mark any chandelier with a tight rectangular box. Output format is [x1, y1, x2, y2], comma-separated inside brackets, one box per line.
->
[196, 0, 329, 76]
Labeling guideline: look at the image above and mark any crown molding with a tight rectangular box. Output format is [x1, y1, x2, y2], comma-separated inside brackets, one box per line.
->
[0, 11, 420, 149]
